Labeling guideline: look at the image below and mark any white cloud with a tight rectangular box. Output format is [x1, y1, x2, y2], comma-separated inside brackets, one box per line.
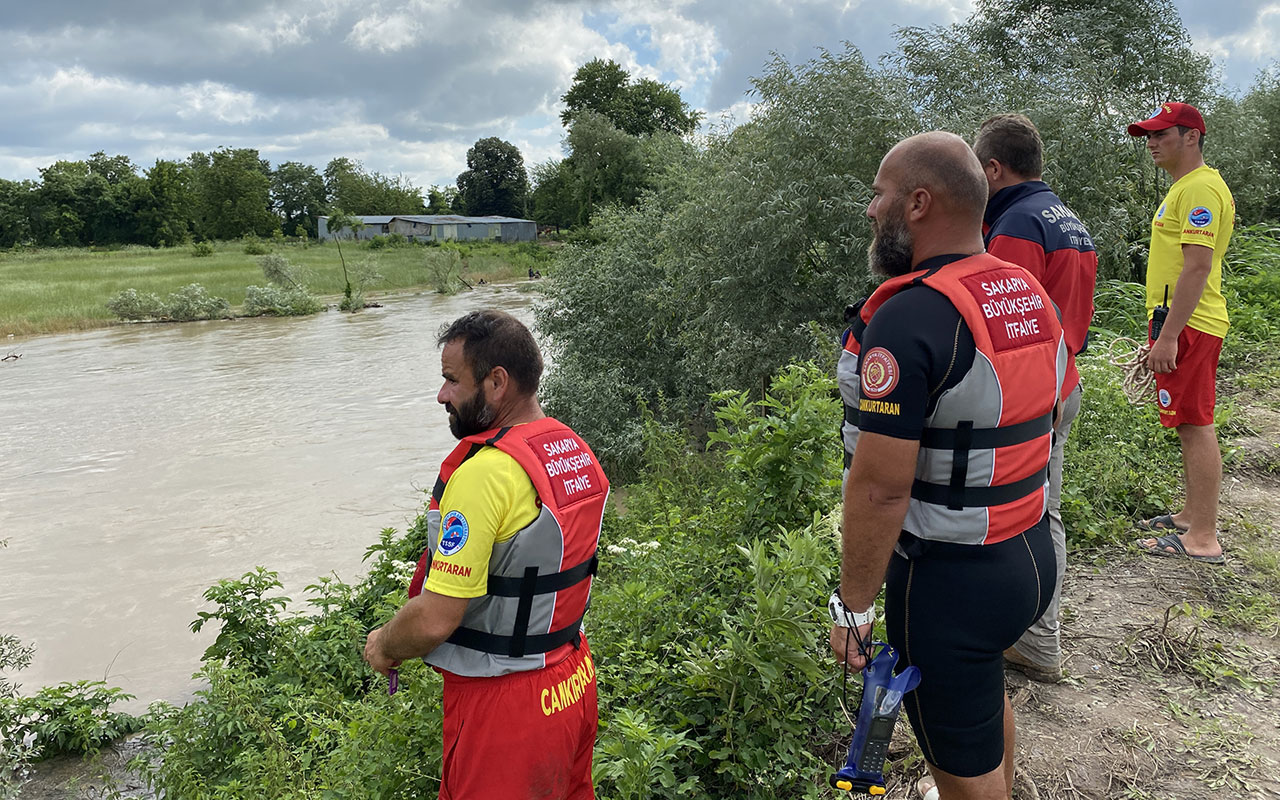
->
[178, 82, 276, 124]
[1199, 3, 1280, 63]
[346, 10, 424, 52]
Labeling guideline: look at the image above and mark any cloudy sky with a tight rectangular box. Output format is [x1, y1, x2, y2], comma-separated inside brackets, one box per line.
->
[2, 0, 1277, 193]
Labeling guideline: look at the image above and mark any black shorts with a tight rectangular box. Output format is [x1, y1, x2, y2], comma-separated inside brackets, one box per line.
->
[884, 516, 1055, 777]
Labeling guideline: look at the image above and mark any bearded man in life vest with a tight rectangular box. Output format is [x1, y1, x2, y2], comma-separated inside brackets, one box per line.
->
[830, 132, 1065, 800]
[364, 310, 608, 800]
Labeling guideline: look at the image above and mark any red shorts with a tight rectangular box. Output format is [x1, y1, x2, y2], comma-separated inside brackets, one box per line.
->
[439, 640, 597, 800]
[1149, 324, 1222, 427]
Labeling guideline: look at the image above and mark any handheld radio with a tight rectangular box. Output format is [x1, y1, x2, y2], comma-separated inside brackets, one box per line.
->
[1150, 285, 1170, 342]
[830, 643, 921, 795]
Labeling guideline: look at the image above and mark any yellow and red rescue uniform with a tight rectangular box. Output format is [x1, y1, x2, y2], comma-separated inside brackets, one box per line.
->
[838, 252, 1066, 545]
[408, 417, 609, 800]
[1146, 165, 1234, 427]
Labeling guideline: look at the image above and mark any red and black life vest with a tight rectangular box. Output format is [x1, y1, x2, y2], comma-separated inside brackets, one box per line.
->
[838, 253, 1065, 545]
[408, 417, 609, 676]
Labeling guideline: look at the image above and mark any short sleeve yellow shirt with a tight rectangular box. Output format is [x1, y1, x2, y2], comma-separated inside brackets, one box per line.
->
[1146, 165, 1233, 338]
[424, 447, 540, 599]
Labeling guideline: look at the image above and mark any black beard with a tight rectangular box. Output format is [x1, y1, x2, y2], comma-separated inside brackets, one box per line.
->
[868, 209, 915, 278]
[448, 384, 497, 439]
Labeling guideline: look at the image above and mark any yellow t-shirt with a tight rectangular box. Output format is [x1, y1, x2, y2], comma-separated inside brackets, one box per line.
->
[424, 447, 540, 598]
[1146, 165, 1233, 338]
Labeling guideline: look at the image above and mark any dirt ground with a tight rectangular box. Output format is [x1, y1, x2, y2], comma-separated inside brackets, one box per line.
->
[19, 392, 1280, 800]
[996, 387, 1280, 800]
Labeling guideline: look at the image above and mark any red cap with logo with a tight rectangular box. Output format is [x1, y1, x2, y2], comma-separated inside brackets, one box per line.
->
[1127, 102, 1205, 136]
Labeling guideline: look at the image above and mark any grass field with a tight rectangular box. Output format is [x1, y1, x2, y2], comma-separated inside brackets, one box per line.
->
[0, 239, 553, 337]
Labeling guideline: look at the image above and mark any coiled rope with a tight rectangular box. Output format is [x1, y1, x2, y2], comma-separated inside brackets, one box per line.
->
[1102, 337, 1156, 405]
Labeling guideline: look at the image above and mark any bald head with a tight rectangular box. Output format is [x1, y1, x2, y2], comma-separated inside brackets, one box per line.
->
[880, 131, 989, 227]
[866, 131, 989, 273]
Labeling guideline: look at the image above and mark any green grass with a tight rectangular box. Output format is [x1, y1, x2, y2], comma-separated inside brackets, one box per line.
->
[0, 239, 553, 337]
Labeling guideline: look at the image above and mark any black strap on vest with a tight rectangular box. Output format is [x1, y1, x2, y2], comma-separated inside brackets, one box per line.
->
[911, 466, 1049, 509]
[446, 611, 588, 658]
[919, 412, 1054, 450]
[431, 425, 596, 658]
[446, 554, 599, 658]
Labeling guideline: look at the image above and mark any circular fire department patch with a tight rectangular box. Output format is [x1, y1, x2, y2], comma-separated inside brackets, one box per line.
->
[861, 347, 899, 399]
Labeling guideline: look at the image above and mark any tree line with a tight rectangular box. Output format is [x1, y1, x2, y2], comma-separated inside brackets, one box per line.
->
[0, 58, 698, 249]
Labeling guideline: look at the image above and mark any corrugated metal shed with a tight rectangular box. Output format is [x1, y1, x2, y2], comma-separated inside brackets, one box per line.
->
[320, 214, 536, 243]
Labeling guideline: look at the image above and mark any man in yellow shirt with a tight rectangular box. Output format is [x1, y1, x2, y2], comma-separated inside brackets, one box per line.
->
[1128, 103, 1233, 564]
[364, 310, 609, 799]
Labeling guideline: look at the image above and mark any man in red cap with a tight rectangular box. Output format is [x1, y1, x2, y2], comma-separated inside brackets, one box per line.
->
[1127, 102, 1233, 564]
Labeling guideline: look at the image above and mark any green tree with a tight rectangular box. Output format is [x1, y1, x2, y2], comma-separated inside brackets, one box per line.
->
[272, 161, 326, 238]
[30, 160, 90, 246]
[136, 159, 194, 247]
[455, 137, 530, 217]
[0, 179, 35, 248]
[560, 58, 701, 136]
[565, 111, 651, 222]
[886, 0, 1221, 280]
[538, 46, 903, 472]
[324, 158, 424, 215]
[529, 159, 577, 230]
[189, 148, 278, 241]
[425, 185, 458, 215]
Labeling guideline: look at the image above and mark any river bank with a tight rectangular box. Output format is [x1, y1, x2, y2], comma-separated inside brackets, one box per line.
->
[0, 239, 552, 338]
[16, 368, 1280, 799]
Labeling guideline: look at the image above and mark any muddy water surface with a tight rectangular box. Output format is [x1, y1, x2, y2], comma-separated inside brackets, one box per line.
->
[0, 287, 533, 711]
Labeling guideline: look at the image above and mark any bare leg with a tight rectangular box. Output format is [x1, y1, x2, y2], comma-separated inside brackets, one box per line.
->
[1141, 423, 1222, 557]
[1171, 423, 1222, 555]
[1002, 692, 1014, 798]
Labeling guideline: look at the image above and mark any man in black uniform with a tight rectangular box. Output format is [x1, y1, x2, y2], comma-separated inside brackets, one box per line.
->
[830, 132, 1063, 799]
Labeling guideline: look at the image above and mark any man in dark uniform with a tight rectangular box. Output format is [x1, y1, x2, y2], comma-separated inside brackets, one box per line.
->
[975, 114, 1098, 682]
[830, 132, 1064, 800]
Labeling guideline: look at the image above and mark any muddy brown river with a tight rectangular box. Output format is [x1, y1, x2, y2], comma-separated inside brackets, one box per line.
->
[0, 287, 533, 712]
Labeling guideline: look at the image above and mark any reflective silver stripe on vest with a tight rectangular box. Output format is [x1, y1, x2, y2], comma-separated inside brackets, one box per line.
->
[424, 503, 575, 677]
[837, 347, 863, 471]
[838, 348, 1051, 546]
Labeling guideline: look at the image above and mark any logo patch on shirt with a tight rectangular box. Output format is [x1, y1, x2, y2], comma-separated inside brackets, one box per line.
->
[1158, 389, 1172, 408]
[860, 348, 899, 399]
[1156, 203, 1166, 220]
[1188, 207, 1212, 228]
[439, 510, 469, 556]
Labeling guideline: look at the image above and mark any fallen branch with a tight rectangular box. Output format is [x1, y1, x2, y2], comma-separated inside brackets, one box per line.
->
[1, 352, 20, 362]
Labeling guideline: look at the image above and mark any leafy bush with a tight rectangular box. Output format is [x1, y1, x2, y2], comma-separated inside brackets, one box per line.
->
[243, 285, 323, 317]
[5, 681, 142, 760]
[106, 288, 168, 321]
[107, 284, 230, 322]
[164, 283, 231, 321]
[424, 248, 464, 294]
[1, 587, 35, 799]
[367, 233, 408, 250]
[242, 235, 271, 255]
[191, 241, 215, 257]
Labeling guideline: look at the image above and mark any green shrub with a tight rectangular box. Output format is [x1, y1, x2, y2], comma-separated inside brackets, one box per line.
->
[191, 241, 215, 258]
[106, 288, 168, 321]
[243, 285, 323, 317]
[424, 249, 464, 294]
[164, 283, 231, 321]
[0, 634, 35, 799]
[7, 681, 142, 760]
[367, 233, 407, 250]
[107, 284, 230, 322]
[242, 235, 271, 255]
